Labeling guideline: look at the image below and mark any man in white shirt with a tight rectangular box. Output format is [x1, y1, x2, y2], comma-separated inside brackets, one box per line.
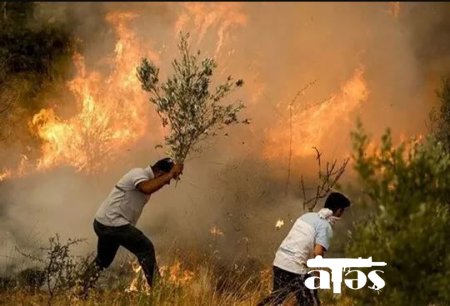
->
[81, 158, 183, 295]
[258, 192, 351, 306]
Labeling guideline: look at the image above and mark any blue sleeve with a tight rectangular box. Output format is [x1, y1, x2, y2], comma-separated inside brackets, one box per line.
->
[315, 222, 333, 250]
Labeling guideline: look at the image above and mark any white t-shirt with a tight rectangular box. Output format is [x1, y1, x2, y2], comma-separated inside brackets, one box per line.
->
[95, 166, 154, 226]
[273, 212, 333, 274]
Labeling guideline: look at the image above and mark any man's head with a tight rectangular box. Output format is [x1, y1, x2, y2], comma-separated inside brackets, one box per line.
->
[151, 158, 175, 178]
[324, 192, 351, 217]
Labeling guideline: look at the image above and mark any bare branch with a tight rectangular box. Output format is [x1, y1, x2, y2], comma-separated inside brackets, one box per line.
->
[300, 147, 349, 211]
[285, 82, 317, 194]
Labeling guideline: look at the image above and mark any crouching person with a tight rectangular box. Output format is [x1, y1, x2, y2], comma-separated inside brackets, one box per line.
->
[258, 192, 351, 306]
[79, 158, 183, 297]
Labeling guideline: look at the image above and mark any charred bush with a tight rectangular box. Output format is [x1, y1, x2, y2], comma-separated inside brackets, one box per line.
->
[16, 234, 91, 301]
[17, 267, 45, 292]
[0, 276, 16, 291]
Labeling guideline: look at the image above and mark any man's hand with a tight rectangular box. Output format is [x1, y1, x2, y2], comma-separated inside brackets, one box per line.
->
[314, 244, 326, 257]
[170, 163, 184, 179]
[137, 163, 184, 194]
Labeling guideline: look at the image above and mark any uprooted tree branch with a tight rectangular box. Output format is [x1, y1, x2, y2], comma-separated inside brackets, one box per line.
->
[137, 33, 249, 163]
[300, 147, 349, 211]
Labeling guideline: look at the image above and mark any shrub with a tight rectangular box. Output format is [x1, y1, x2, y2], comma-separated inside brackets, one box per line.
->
[346, 122, 450, 305]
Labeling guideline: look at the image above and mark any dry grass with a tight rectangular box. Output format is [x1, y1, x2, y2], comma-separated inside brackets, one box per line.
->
[0, 288, 262, 306]
[0, 269, 355, 306]
[0, 266, 268, 306]
[0, 245, 353, 306]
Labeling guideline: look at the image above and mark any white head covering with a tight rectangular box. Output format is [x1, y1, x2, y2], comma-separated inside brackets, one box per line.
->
[317, 208, 340, 225]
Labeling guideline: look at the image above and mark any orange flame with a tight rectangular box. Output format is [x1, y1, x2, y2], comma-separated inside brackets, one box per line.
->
[160, 260, 195, 286]
[126, 259, 195, 293]
[30, 12, 156, 174]
[389, 2, 401, 19]
[0, 155, 29, 182]
[209, 225, 224, 237]
[275, 219, 285, 230]
[126, 260, 150, 294]
[0, 169, 11, 182]
[264, 66, 369, 159]
[175, 3, 247, 55]
[1, 7, 249, 180]
[2, 12, 160, 178]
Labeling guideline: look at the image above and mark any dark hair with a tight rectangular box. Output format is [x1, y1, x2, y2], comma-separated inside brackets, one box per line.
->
[324, 192, 351, 213]
[152, 157, 175, 173]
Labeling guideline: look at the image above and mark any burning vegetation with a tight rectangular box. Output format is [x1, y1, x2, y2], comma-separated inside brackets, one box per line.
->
[1, 11, 154, 179]
[1, 2, 450, 306]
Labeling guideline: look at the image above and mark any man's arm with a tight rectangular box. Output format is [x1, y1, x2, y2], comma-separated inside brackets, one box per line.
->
[314, 244, 326, 257]
[311, 244, 327, 278]
[136, 164, 183, 195]
[137, 172, 173, 195]
[314, 222, 331, 257]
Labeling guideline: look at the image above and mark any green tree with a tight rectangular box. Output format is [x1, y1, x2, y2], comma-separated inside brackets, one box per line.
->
[346, 122, 450, 306]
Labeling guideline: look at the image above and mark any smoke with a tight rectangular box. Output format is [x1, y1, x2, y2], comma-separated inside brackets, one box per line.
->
[402, 3, 450, 75]
[1, 2, 450, 270]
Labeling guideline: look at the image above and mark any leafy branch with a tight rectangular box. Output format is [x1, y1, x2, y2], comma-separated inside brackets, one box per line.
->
[137, 33, 248, 163]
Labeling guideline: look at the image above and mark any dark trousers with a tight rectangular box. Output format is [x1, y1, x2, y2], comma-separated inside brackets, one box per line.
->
[82, 220, 159, 292]
[258, 266, 320, 306]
